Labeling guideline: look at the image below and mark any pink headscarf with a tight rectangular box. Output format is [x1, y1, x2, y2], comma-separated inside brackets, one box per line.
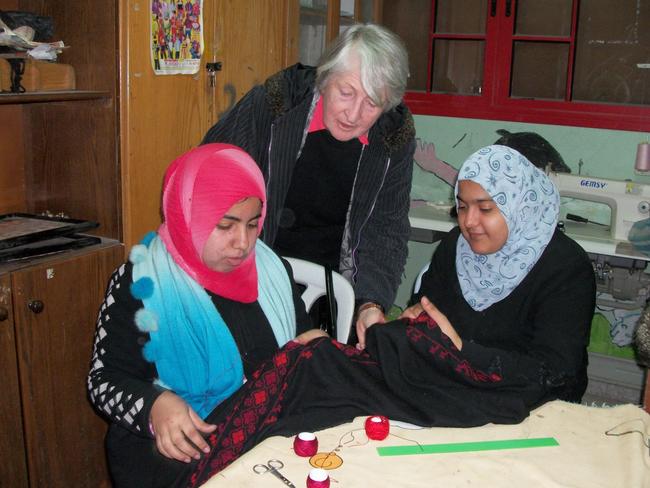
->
[158, 143, 267, 303]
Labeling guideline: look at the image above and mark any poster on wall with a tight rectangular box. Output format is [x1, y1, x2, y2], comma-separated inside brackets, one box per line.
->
[150, 0, 203, 75]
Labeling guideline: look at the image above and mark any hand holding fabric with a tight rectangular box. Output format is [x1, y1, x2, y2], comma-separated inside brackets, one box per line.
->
[419, 296, 463, 350]
[355, 306, 386, 350]
[399, 302, 424, 320]
[150, 390, 216, 463]
[294, 328, 329, 345]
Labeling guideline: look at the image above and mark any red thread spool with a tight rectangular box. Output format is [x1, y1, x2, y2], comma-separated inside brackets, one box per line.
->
[306, 468, 330, 488]
[294, 432, 319, 457]
[365, 415, 390, 440]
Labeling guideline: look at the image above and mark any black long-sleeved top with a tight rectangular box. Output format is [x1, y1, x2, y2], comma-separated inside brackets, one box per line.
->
[201, 64, 416, 311]
[87, 260, 310, 438]
[413, 227, 596, 406]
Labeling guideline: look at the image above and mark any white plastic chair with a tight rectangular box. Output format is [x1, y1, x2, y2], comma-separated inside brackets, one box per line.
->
[284, 257, 355, 343]
[413, 262, 431, 294]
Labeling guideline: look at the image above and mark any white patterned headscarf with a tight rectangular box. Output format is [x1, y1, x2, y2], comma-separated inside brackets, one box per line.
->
[455, 145, 560, 311]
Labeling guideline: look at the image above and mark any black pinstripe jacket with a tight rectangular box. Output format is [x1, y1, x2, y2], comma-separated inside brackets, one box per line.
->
[201, 64, 416, 311]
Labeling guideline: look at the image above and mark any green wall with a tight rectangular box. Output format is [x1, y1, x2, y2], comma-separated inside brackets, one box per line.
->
[411, 114, 650, 205]
[396, 114, 650, 309]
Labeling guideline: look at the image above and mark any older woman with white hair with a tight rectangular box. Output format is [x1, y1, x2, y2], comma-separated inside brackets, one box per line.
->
[201, 24, 415, 348]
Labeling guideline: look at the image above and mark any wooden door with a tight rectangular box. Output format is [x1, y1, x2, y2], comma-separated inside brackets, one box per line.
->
[0, 274, 29, 487]
[119, 0, 215, 249]
[211, 0, 294, 118]
[11, 244, 123, 487]
[119, 0, 293, 250]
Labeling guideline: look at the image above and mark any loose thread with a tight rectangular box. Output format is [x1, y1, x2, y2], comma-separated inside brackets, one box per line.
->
[308, 423, 426, 471]
[604, 418, 650, 454]
[308, 428, 366, 470]
[387, 432, 425, 452]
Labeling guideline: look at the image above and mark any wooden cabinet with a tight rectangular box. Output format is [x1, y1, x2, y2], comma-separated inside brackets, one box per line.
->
[0, 2, 292, 484]
[0, 274, 29, 486]
[0, 0, 121, 239]
[0, 242, 123, 487]
[0, 2, 122, 485]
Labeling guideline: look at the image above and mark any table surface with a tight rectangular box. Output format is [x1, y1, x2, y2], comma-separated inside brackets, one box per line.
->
[201, 400, 650, 488]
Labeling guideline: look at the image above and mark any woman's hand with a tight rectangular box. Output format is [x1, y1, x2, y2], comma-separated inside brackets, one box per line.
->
[149, 390, 217, 463]
[399, 302, 424, 319]
[294, 328, 329, 345]
[419, 296, 463, 350]
[355, 304, 386, 350]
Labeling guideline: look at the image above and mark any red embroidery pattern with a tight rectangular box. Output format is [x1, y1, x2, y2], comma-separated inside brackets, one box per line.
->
[188, 339, 326, 486]
[406, 315, 502, 383]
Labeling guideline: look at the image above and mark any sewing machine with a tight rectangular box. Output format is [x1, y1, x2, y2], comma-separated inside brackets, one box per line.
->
[545, 169, 650, 244]
[543, 170, 650, 307]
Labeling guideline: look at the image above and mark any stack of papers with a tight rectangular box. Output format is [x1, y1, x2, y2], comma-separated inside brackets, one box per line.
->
[0, 18, 65, 60]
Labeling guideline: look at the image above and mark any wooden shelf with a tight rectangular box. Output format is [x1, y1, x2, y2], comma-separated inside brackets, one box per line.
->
[0, 90, 110, 104]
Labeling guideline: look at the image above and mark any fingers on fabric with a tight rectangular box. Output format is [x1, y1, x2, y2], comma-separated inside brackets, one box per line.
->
[355, 308, 385, 350]
[420, 296, 447, 326]
[156, 426, 198, 462]
[420, 296, 462, 350]
[294, 328, 329, 344]
[188, 408, 216, 445]
[355, 319, 367, 350]
[151, 392, 212, 462]
[399, 303, 423, 319]
[156, 414, 213, 462]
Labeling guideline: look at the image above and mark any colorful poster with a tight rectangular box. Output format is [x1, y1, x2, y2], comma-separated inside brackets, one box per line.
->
[150, 0, 203, 75]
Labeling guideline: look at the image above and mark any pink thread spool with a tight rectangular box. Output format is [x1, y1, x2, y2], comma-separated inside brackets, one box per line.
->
[306, 468, 330, 488]
[293, 432, 319, 457]
[364, 415, 390, 440]
[635, 142, 650, 173]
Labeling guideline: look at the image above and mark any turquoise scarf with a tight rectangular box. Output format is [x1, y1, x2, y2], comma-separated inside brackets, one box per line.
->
[131, 233, 296, 418]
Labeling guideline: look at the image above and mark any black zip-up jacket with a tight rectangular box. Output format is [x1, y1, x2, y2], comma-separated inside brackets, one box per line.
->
[202, 64, 416, 311]
[413, 227, 596, 404]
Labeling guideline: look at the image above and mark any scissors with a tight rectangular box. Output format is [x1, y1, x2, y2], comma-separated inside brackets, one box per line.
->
[253, 459, 296, 487]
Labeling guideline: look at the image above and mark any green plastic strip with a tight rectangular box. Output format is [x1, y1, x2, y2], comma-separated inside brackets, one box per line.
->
[377, 437, 559, 457]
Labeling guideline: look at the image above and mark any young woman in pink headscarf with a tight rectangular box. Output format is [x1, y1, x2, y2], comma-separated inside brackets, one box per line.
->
[87, 144, 325, 487]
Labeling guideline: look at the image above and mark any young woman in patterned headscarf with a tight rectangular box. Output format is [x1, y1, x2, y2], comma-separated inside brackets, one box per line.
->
[87, 144, 324, 487]
[403, 144, 596, 406]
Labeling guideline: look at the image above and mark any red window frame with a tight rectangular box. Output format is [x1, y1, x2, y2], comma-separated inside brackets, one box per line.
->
[403, 0, 650, 133]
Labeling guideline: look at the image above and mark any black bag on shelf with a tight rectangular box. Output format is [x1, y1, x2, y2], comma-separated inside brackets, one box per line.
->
[0, 10, 54, 41]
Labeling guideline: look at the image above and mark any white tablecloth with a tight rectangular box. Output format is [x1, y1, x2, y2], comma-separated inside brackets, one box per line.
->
[201, 400, 650, 487]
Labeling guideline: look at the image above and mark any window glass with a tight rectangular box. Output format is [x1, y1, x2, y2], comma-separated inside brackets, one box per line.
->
[432, 40, 484, 95]
[515, 0, 573, 37]
[381, 0, 431, 91]
[573, 0, 650, 105]
[435, 0, 486, 35]
[340, 0, 356, 34]
[511, 41, 569, 100]
[359, 0, 374, 22]
[299, 0, 328, 65]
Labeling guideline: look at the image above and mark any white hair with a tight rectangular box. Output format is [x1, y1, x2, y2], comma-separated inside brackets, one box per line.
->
[315, 23, 409, 111]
